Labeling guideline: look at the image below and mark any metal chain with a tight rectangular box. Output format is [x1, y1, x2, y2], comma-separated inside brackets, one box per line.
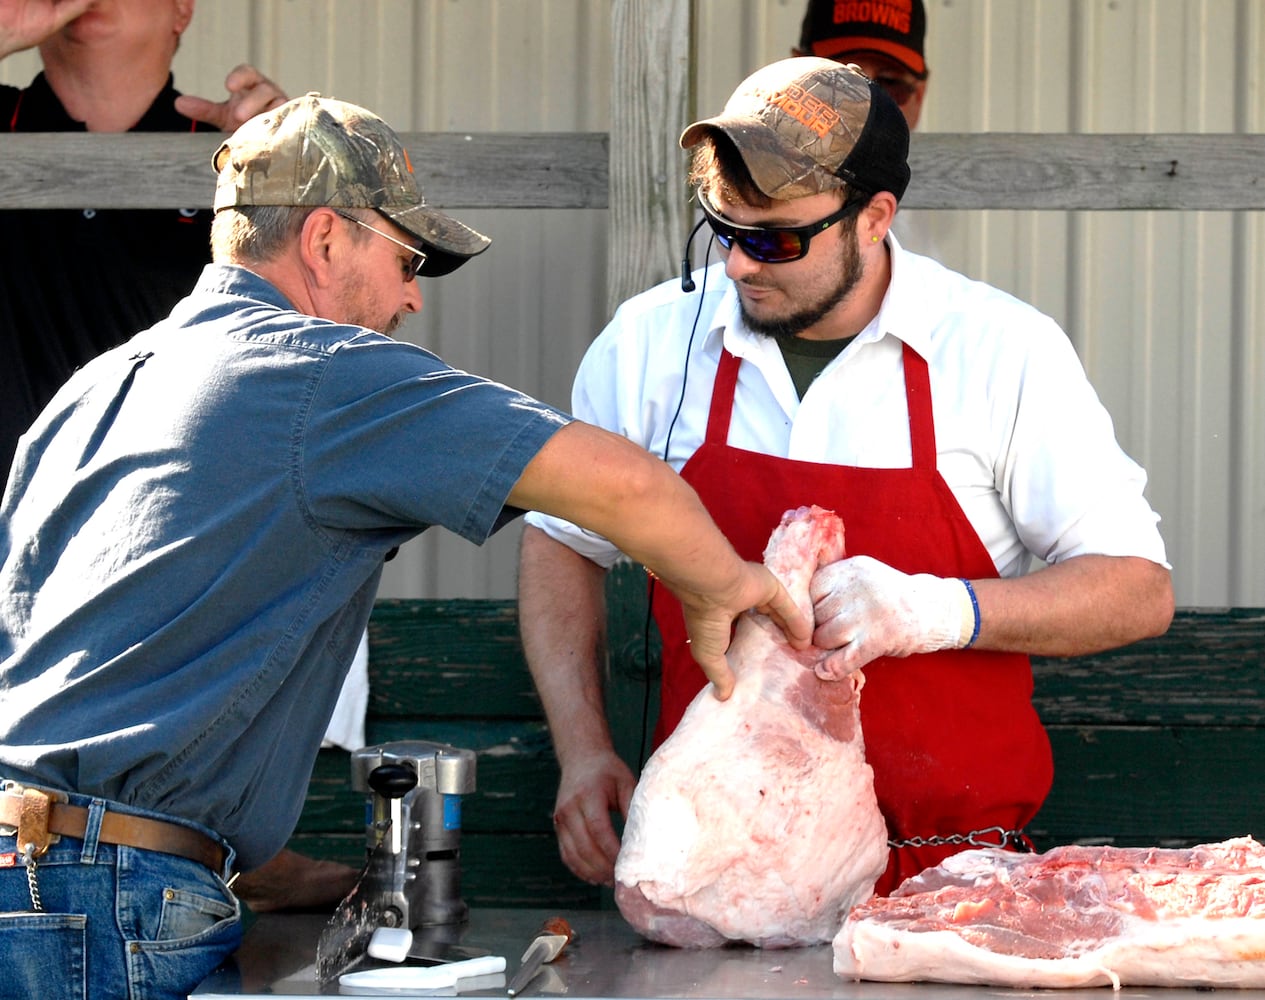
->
[888, 825, 1030, 851]
[22, 844, 44, 911]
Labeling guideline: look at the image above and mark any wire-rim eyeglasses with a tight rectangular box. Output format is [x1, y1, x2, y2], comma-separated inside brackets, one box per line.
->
[333, 210, 428, 280]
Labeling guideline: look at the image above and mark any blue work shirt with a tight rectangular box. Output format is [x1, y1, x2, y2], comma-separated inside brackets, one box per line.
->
[0, 264, 570, 870]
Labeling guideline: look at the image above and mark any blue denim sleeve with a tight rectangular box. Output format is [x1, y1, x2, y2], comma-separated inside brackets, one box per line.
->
[300, 335, 571, 544]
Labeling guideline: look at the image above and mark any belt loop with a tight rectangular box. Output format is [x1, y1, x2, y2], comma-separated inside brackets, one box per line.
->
[80, 798, 106, 863]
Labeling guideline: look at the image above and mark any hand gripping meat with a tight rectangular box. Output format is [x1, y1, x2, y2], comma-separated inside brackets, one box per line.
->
[614, 505, 890, 948]
[810, 556, 977, 680]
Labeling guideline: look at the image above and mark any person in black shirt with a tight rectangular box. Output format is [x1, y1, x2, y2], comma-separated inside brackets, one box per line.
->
[0, 0, 361, 914]
[0, 0, 288, 476]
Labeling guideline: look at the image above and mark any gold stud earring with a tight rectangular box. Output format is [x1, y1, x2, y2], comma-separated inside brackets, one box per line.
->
[871, 234, 881, 243]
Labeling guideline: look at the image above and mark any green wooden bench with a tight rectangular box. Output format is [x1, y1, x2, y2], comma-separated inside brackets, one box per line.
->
[289, 566, 1265, 909]
[1027, 607, 1265, 849]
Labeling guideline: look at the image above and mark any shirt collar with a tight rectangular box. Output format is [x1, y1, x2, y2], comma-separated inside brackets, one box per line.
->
[867, 230, 936, 357]
[130, 74, 199, 132]
[11, 72, 195, 132]
[192, 263, 296, 311]
[11, 72, 80, 131]
[704, 231, 931, 363]
[705, 269, 787, 371]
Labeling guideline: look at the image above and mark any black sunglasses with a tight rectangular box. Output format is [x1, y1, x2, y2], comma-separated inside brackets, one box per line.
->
[697, 195, 866, 264]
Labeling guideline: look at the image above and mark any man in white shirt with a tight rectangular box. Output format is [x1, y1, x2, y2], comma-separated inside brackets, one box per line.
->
[519, 57, 1173, 895]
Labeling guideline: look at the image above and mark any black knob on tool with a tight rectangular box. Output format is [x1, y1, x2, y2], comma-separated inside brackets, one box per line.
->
[368, 762, 419, 856]
[368, 762, 418, 799]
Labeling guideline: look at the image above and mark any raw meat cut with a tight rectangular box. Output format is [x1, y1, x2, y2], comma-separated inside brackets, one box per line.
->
[614, 505, 889, 948]
[834, 836, 1265, 988]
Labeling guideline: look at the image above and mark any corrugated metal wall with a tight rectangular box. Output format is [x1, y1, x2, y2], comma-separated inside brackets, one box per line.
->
[6, 1, 1262, 606]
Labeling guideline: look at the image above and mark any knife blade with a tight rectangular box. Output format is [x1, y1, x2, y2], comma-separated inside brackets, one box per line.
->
[505, 916, 574, 996]
[314, 827, 392, 984]
[317, 761, 420, 984]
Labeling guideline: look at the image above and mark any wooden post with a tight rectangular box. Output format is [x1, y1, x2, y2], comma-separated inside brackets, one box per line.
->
[607, 0, 694, 317]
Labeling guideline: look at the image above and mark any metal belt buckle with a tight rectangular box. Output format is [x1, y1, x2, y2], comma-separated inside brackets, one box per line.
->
[0, 780, 68, 852]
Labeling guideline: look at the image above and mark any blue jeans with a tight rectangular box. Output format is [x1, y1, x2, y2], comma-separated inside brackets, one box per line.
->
[0, 792, 242, 1000]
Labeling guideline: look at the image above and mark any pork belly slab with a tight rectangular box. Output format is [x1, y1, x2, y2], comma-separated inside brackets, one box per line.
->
[834, 836, 1265, 988]
[615, 505, 889, 948]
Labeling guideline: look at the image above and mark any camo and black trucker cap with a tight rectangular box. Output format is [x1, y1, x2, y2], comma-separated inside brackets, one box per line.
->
[212, 93, 489, 277]
[680, 57, 910, 203]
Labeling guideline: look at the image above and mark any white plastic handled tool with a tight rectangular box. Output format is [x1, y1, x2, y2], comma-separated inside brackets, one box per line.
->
[367, 926, 414, 963]
[339, 954, 506, 992]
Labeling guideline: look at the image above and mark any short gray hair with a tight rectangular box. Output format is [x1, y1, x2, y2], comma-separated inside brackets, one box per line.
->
[210, 206, 314, 264]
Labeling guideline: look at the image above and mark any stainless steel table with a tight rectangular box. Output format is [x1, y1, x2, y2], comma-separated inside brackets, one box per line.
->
[190, 907, 1238, 999]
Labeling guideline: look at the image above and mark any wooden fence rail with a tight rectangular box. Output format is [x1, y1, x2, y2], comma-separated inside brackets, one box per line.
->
[3, 132, 1263, 211]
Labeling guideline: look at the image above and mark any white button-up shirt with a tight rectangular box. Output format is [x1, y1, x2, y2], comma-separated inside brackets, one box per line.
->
[527, 236, 1169, 579]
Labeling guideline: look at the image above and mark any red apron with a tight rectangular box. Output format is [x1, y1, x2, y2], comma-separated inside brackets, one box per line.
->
[650, 343, 1053, 894]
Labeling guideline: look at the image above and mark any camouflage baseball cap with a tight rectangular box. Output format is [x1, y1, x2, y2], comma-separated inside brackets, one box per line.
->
[680, 57, 910, 203]
[212, 93, 490, 277]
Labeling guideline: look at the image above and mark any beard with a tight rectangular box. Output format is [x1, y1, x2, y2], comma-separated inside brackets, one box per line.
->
[339, 287, 408, 336]
[738, 225, 865, 342]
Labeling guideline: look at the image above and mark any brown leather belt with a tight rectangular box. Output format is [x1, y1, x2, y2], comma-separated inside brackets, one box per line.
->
[0, 792, 225, 873]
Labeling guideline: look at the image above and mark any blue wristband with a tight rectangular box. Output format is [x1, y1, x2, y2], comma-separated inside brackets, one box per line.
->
[961, 579, 981, 648]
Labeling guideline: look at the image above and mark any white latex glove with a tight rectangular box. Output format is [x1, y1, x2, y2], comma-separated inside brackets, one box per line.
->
[809, 555, 977, 680]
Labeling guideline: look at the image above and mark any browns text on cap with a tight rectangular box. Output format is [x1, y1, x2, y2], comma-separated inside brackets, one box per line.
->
[798, 0, 927, 78]
[212, 93, 490, 277]
[680, 57, 910, 203]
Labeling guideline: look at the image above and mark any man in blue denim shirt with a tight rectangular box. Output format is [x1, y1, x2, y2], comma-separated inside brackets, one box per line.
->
[0, 94, 810, 1000]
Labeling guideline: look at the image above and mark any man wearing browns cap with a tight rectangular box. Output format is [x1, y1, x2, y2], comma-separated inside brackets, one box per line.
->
[793, 0, 937, 254]
[0, 93, 810, 998]
[520, 58, 1173, 896]
[793, 0, 930, 128]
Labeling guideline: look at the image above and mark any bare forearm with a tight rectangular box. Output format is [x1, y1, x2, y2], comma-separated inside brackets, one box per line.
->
[518, 526, 616, 768]
[971, 554, 1174, 656]
[511, 423, 747, 599]
[511, 423, 810, 690]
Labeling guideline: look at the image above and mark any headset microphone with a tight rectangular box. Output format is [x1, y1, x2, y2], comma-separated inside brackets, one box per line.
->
[680, 216, 708, 292]
[645, 213, 713, 767]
